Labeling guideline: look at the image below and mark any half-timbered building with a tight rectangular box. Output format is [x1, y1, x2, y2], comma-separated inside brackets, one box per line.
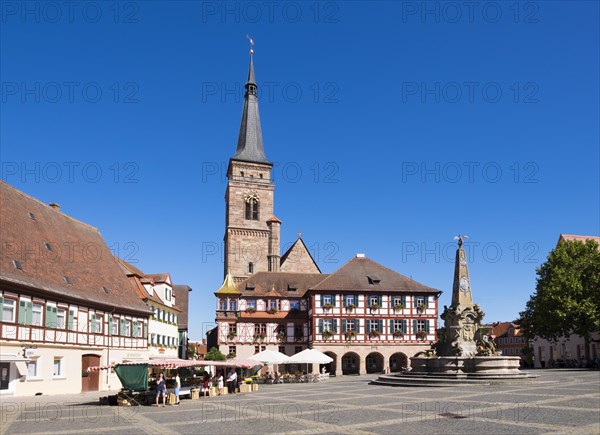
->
[0, 181, 151, 396]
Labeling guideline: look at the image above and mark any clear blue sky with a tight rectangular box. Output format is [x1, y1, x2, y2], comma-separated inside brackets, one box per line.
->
[1, 1, 598, 340]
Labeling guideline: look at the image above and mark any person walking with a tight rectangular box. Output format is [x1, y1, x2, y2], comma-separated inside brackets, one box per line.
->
[173, 374, 181, 405]
[226, 368, 237, 394]
[155, 373, 167, 407]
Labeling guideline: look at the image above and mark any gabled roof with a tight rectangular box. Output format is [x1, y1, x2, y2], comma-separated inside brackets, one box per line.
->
[310, 255, 440, 293]
[0, 181, 150, 314]
[280, 237, 321, 273]
[238, 272, 326, 298]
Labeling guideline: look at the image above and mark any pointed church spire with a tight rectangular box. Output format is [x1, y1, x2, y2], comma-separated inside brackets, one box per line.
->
[232, 39, 270, 165]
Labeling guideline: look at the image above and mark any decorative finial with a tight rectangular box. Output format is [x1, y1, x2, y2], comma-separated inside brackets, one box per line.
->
[453, 235, 469, 248]
[297, 232, 303, 239]
[246, 34, 254, 55]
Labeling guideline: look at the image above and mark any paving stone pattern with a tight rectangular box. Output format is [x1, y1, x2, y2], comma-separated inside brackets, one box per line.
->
[1, 369, 598, 434]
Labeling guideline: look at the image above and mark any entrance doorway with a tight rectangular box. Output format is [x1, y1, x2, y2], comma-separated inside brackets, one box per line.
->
[0, 363, 9, 390]
[81, 355, 100, 392]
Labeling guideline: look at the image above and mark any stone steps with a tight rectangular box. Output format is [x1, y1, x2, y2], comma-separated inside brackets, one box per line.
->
[371, 372, 538, 387]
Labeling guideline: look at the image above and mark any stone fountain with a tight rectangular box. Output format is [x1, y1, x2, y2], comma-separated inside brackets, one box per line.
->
[372, 236, 537, 386]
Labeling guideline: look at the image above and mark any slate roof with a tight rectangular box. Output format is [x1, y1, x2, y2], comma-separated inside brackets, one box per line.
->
[237, 272, 327, 298]
[310, 256, 440, 293]
[232, 55, 271, 165]
[0, 181, 150, 314]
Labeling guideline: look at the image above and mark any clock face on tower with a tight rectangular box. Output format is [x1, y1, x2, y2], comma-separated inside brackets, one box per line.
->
[459, 276, 470, 293]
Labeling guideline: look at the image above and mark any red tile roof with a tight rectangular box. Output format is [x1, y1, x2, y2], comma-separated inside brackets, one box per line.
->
[0, 182, 150, 314]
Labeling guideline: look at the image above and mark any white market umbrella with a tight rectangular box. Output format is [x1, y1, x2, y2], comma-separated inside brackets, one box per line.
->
[248, 350, 290, 365]
[287, 348, 333, 364]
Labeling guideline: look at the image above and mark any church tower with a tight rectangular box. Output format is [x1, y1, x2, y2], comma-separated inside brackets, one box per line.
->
[224, 47, 281, 282]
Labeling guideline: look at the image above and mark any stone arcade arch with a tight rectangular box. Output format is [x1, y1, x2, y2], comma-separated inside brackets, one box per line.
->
[366, 352, 384, 374]
[341, 352, 360, 375]
[323, 351, 337, 375]
[389, 352, 408, 372]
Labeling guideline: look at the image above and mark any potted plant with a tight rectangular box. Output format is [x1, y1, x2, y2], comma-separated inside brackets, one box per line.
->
[246, 306, 256, 314]
[393, 303, 404, 312]
[369, 330, 381, 339]
[345, 330, 357, 341]
[226, 352, 236, 359]
[369, 303, 381, 311]
[393, 330, 404, 339]
[254, 333, 266, 342]
[345, 303, 356, 312]
[417, 303, 426, 312]
[227, 331, 237, 340]
[323, 303, 334, 310]
[277, 331, 286, 342]
[267, 307, 278, 314]
[416, 330, 427, 340]
[322, 330, 334, 340]
[294, 332, 304, 342]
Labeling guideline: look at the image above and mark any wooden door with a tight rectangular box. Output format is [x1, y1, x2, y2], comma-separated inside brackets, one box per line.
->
[81, 355, 100, 392]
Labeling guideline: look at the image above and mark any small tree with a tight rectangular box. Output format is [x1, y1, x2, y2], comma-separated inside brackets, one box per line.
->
[204, 346, 227, 361]
[519, 239, 600, 361]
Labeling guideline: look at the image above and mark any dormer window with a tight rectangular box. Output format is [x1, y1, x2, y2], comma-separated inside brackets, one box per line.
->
[13, 260, 23, 270]
[29, 212, 36, 221]
[65, 276, 72, 285]
[287, 284, 297, 292]
[245, 284, 255, 291]
[367, 276, 381, 285]
[45, 243, 53, 252]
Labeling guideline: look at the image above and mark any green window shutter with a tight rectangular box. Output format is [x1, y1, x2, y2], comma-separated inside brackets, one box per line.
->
[389, 321, 394, 334]
[424, 297, 429, 308]
[426, 320, 430, 332]
[0, 296, 3, 320]
[332, 295, 336, 307]
[413, 297, 418, 308]
[318, 319, 323, 333]
[412, 320, 417, 333]
[356, 319, 361, 333]
[45, 306, 57, 328]
[90, 314, 97, 333]
[320, 295, 324, 307]
[342, 319, 347, 331]
[401, 296, 406, 307]
[342, 296, 347, 307]
[18, 301, 28, 324]
[402, 320, 408, 333]
[333, 319, 338, 333]
[378, 296, 382, 306]
[378, 319, 383, 331]
[144, 322, 148, 338]
[68, 309, 75, 330]
[120, 318, 126, 336]
[366, 321, 371, 334]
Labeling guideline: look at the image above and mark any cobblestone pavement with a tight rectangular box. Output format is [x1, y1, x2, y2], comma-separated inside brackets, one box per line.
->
[1, 369, 599, 434]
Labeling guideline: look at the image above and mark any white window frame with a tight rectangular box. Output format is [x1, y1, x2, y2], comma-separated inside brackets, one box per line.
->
[345, 319, 356, 332]
[2, 298, 15, 322]
[56, 308, 66, 329]
[32, 303, 43, 326]
[416, 320, 427, 332]
[323, 319, 333, 332]
[322, 295, 332, 306]
[53, 357, 64, 378]
[27, 358, 39, 378]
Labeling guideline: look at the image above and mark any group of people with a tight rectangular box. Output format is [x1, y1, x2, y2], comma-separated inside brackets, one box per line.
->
[153, 368, 240, 406]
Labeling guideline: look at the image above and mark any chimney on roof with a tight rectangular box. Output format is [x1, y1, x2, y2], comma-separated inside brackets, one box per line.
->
[356, 253, 365, 258]
[49, 203, 61, 210]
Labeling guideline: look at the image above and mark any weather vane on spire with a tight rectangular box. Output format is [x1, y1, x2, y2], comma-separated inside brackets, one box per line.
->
[453, 234, 469, 248]
[246, 34, 254, 55]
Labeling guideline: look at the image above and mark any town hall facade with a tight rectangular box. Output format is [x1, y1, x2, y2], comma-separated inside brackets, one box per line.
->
[214, 50, 440, 375]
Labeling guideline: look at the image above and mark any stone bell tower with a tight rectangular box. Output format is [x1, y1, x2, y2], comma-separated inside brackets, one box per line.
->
[223, 45, 281, 282]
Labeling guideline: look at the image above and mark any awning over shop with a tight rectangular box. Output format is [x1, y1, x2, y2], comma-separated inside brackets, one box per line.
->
[0, 354, 30, 376]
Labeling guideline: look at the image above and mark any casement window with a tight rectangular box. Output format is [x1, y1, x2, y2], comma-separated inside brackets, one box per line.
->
[1, 297, 15, 322]
[120, 318, 130, 336]
[342, 319, 360, 333]
[317, 319, 337, 333]
[109, 317, 118, 335]
[254, 345, 260, 354]
[294, 324, 303, 336]
[390, 319, 407, 333]
[228, 346, 236, 356]
[53, 357, 64, 377]
[365, 319, 383, 333]
[289, 300, 300, 310]
[254, 323, 267, 335]
[90, 314, 102, 333]
[27, 357, 39, 377]
[31, 303, 43, 326]
[132, 321, 142, 338]
[320, 295, 334, 307]
[268, 299, 280, 310]
[413, 296, 429, 308]
[368, 295, 382, 307]
[229, 299, 238, 311]
[56, 309, 66, 329]
[45, 305, 58, 328]
[247, 300, 257, 309]
[392, 296, 407, 307]
[342, 295, 355, 307]
[228, 324, 237, 335]
[413, 319, 430, 333]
